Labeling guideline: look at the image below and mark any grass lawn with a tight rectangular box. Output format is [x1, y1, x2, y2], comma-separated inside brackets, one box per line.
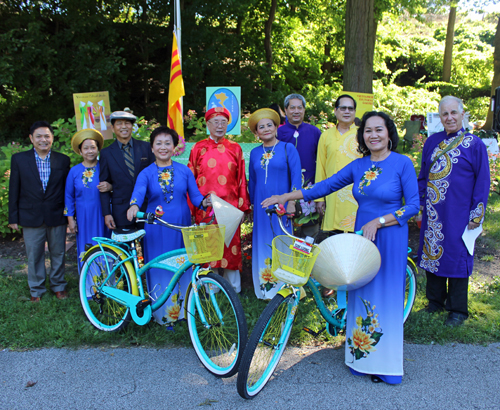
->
[1, 194, 499, 350]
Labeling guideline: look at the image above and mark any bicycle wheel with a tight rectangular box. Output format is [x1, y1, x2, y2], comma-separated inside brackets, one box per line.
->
[80, 247, 134, 332]
[237, 294, 295, 399]
[403, 259, 417, 324]
[186, 272, 247, 378]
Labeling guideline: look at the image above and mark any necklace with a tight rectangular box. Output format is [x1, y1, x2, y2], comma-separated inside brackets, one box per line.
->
[261, 139, 278, 184]
[156, 162, 175, 204]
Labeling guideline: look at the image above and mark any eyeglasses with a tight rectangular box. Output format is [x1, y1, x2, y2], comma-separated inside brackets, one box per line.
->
[209, 120, 228, 127]
[338, 106, 355, 112]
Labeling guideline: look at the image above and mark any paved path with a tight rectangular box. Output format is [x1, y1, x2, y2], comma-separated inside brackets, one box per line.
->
[1, 343, 499, 409]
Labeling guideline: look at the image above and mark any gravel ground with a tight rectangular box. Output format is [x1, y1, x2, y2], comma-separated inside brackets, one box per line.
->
[1, 343, 499, 410]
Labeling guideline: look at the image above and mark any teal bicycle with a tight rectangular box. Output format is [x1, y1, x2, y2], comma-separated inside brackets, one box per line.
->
[79, 211, 247, 377]
[236, 206, 416, 398]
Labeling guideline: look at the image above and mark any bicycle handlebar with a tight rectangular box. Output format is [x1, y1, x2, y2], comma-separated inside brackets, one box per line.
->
[135, 211, 216, 231]
[265, 205, 303, 242]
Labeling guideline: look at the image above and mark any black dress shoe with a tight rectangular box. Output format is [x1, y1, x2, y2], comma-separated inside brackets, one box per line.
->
[445, 312, 467, 327]
[423, 305, 444, 314]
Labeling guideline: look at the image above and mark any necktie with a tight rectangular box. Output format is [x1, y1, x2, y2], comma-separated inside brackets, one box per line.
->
[123, 144, 135, 178]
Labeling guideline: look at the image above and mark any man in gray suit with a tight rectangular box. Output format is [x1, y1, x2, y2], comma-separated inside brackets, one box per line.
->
[8, 121, 70, 302]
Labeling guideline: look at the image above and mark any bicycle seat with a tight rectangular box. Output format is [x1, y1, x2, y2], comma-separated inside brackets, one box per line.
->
[111, 228, 146, 243]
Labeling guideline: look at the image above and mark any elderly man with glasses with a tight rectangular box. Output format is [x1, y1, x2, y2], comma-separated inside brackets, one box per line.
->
[188, 107, 250, 293]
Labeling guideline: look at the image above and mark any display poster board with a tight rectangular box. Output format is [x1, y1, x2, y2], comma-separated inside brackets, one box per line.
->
[73, 91, 113, 139]
[206, 87, 241, 135]
[342, 91, 373, 122]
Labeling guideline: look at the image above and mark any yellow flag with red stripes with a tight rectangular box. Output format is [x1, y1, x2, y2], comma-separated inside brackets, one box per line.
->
[168, 32, 185, 138]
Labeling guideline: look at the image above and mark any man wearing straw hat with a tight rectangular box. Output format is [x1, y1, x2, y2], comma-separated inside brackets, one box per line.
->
[99, 109, 155, 230]
[188, 107, 251, 293]
[8, 121, 70, 302]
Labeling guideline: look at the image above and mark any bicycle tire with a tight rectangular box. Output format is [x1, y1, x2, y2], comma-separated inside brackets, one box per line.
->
[403, 260, 417, 324]
[186, 272, 247, 378]
[237, 294, 295, 399]
[80, 247, 134, 332]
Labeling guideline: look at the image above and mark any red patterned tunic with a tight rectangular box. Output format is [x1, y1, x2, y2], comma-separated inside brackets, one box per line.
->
[188, 138, 250, 270]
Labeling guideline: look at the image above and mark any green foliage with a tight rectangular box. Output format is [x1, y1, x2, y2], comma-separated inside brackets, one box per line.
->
[0, 142, 29, 237]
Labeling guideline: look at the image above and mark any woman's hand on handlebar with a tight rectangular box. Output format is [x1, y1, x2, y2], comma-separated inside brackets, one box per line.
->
[261, 194, 286, 208]
[285, 201, 296, 219]
[127, 205, 140, 222]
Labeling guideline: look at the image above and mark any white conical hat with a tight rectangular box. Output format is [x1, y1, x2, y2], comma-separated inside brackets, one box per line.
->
[311, 233, 381, 291]
[210, 194, 244, 247]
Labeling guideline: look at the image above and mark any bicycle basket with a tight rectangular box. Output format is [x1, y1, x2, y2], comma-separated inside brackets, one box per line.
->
[182, 225, 225, 264]
[271, 236, 321, 286]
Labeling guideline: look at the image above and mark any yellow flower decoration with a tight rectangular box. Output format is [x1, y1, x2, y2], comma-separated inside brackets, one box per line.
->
[166, 304, 181, 322]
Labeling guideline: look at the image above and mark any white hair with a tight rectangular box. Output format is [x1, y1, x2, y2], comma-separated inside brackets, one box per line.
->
[439, 96, 464, 114]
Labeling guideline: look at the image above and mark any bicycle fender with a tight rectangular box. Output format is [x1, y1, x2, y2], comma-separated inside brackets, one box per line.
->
[277, 288, 294, 298]
[82, 244, 139, 296]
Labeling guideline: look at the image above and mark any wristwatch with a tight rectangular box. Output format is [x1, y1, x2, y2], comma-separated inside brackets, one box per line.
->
[379, 217, 386, 227]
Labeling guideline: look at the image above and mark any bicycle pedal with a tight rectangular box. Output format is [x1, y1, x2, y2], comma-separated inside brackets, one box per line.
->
[136, 299, 152, 317]
[302, 326, 325, 338]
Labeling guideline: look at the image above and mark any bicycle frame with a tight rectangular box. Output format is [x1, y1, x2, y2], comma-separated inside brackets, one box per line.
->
[81, 229, 223, 327]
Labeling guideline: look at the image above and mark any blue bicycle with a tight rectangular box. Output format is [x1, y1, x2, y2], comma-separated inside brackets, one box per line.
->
[78, 211, 247, 377]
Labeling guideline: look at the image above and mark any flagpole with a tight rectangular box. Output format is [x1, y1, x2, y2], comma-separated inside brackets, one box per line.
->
[174, 0, 182, 120]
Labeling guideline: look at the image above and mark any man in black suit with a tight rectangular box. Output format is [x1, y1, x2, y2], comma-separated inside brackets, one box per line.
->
[8, 121, 70, 302]
[99, 110, 155, 230]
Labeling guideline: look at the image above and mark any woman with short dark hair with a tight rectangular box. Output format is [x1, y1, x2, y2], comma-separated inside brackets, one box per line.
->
[127, 126, 209, 325]
[262, 111, 419, 384]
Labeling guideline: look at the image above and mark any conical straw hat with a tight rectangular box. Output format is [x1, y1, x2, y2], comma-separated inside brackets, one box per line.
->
[210, 194, 244, 247]
[311, 233, 381, 291]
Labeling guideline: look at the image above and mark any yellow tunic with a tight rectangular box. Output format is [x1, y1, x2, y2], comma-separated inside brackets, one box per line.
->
[315, 124, 361, 232]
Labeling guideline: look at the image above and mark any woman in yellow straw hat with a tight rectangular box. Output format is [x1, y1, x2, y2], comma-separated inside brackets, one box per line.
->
[64, 129, 111, 272]
[247, 108, 302, 300]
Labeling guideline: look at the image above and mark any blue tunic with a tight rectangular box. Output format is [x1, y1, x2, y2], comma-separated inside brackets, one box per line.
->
[303, 153, 419, 380]
[130, 161, 205, 324]
[249, 141, 302, 299]
[64, 162, 110, 272]
[417, 129, 490, 278]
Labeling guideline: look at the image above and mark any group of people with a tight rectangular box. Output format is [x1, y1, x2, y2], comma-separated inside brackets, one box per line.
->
[8, 93, 490, 385]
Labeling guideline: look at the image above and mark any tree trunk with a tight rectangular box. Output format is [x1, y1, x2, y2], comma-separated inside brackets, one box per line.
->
[442, 6, 456, 83]
[483, 16, 500, 130]
[343, 0, 376, 93]
[264, 0, 277, 90]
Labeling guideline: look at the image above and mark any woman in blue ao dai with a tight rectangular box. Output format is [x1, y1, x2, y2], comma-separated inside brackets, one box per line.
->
[65, 129, 111, 273]
[127, 126, 209, 326]
[248, 108, 302, 300]
[262, 112, 419, 384]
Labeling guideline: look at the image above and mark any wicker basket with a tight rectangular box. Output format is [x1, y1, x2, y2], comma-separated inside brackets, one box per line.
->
[271, 236, 321, 286]
[182, 225, 225, 264]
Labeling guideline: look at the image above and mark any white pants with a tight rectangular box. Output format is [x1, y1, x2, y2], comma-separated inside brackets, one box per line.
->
[223, 269, 241, 294]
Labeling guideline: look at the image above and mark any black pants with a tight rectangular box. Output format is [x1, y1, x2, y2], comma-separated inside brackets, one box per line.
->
[425, 271, 469, 317]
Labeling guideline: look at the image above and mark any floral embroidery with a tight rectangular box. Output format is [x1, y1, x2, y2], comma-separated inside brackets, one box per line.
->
[130, 198, 138, 205]
[347, 298, 382, 360]
[165, 303, 181, 322]
[395, 207, 406, 218]
[260, 257, 278, 293]
[82, 166, 96, 188]
[157, 165, 175, 204]
[470, 202, 485, 224]
[358, 165, 382, 195]
[260, 150, 275, 169]
[175, 256, 186, 265]
[63, 206, 69, 216]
